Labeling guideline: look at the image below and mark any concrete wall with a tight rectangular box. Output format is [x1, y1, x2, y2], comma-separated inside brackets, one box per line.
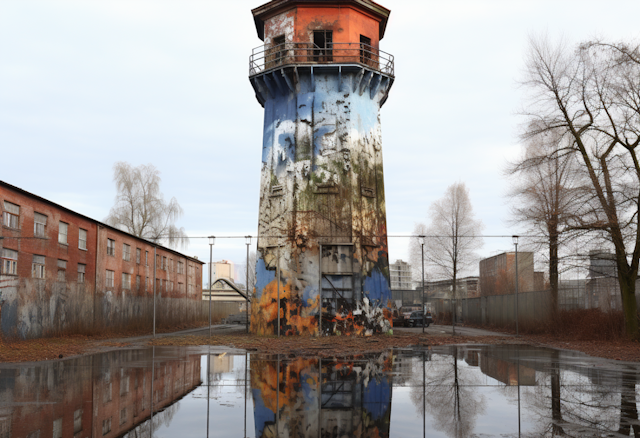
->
[461, 290, 552, 328]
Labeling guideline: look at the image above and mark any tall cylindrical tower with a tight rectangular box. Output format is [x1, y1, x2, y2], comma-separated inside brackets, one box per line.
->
[249, 0, 394, 336]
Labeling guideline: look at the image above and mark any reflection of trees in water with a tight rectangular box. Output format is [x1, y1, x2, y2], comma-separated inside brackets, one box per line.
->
[409, 347, 486, 438]
[123, 402, 180, 437]
[522, 351, 636, 437]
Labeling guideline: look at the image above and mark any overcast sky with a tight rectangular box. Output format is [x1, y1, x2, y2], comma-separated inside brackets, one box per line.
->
[2, 0, 639, 282]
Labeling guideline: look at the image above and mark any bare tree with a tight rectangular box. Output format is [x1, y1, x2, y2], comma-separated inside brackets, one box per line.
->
[522, 36, 640, 338]
[105, 162, 188, 249]
[235, 251, 257, 293]
[409, 222, 428, 288]
[505, 127, 585, 314]
[414, 182, 484, 302]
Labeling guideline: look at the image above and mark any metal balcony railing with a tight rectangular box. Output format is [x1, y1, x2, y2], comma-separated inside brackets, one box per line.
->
[249, 42, 394, 77]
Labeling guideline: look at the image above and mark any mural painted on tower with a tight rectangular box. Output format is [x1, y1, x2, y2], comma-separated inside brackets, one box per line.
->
[249, 0, 395, 336]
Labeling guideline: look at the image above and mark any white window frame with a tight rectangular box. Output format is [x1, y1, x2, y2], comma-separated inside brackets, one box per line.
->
[57, 259, 67, 282]
[136, 248, 141, 264]
[32, 255, 45, 279]
[107, 239, 115, 256]
[1, 248, 18, 275]
[58, 221, 68, 245]
[122, 243, 131, 262]
[2, 201, 20, 229]
[79, 228, 87, 250]
[122, 272, 131, 290]
[34, 212, 47, 238]
[78, 264, 86, 283]
[106, 270, 114, 288]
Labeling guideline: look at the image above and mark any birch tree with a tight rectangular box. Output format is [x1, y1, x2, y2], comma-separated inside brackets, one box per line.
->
[105, 162, 188, 249]
[522, 36, 640, 338]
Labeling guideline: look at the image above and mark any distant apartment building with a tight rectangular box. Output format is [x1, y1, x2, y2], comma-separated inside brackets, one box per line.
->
[479, 251, 536, 296]
[586, 250, 622, 311]
[390, 259, 412, 290]
[0, 181, 204, 339]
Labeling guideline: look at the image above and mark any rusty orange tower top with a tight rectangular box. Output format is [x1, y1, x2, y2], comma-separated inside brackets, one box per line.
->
[251, 0, 391, 43]
[249, 0, 394, 90]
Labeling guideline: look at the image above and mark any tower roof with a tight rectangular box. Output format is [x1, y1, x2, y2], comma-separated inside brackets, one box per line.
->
[251, 0, 391, 41]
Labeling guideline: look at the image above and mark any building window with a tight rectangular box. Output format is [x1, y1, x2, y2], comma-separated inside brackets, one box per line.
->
[136, 275, 141, 291]
[58, 222, 68, 245]
[123, 243, 131, 262]
[78, 264, 86, 283]
[32, 255, 45, 279]
[145, 251, 148, 266]
[79, 228, 87, 250]
[34, 212, 47, 238]
[107, 239, 115, 256]
[52, 418, 62, 438]
[179, 282, 184, 294]
[106, 270, 114, 288]
[162, 256, 167, 271]
[57, 260, 67, 281]
[136, 248, 141, 264]
[169, 258, 173, 272]
[360, 35, 372, 64]
[73, 409, 83, 434]
[178, 260, 184, 274]
[188, 284, 194, 295]
[1, 248, 18, 275]
[2, 201, 20, 229]
[313, 30, 333, 62]
[122, 273, 131, 290]
[102, 417, 111, 436]
[120, 407, 127, 425]
[157, 278, 162, 291]
[145, 276, 149, 291]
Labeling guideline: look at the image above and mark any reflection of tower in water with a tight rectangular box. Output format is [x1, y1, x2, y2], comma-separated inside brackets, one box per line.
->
[248, 0, 396, 336]
[251, 353, 393, 437]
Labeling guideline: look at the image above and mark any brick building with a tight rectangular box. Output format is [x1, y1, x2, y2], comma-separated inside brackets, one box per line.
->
[0, 181, 204, 339]
[479, 251, 535, 296]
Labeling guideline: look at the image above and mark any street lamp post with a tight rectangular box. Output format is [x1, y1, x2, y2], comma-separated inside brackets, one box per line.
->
[419, 236, 425, 334]
[245, 235, 251, 334]
[513, 235, 519, 337]
[208, 236, 215, 337]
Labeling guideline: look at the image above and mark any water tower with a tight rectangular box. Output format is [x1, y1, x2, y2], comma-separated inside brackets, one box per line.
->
[248, 0, 394, 336]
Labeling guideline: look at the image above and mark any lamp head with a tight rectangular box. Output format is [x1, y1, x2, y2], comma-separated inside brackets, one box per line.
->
[245, 235, 251, 245]
[512, 235, 519, 245]
[418, 235, 425, 245]
[209, 236, 216, 245]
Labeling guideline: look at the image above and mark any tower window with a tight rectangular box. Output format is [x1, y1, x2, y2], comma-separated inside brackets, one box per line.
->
[360, 35, 372, 65]
[313, 30, 333, 62]
[272, 35, 286, 66]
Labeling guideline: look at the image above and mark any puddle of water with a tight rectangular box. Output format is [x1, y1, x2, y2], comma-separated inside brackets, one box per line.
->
[1, 344, 639, 437]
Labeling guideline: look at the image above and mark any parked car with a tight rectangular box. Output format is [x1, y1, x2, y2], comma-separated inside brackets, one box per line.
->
[224, 313, 248, 324]
[392, 309, 407, 327]
[407, 311, 432, 328]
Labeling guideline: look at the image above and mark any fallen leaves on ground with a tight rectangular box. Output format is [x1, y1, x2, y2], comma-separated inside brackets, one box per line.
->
[4, 326, 640, 363]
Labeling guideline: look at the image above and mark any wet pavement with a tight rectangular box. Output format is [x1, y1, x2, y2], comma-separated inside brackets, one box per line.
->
[1, 343, 639, 437]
